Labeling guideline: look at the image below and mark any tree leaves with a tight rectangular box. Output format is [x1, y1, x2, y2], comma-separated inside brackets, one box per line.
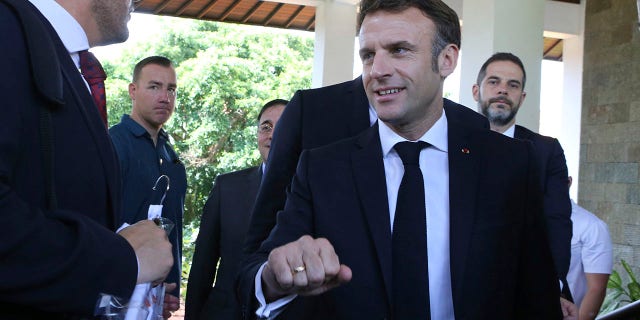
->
[104, 19, 312, 226]
[601, 259, 640, 313]
[102, 17, 313, 293]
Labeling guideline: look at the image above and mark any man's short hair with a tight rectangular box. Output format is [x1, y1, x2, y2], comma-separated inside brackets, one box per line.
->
[357, 0, 461, 72]
[257, 99, 289, 121]
[476, 52, 527, 89]
[132, 56, 174, 83]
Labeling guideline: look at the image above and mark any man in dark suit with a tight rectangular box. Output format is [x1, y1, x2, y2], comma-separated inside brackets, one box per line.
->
[186, 99, 287, 320]
[243, 45, 489, 258]
[0, 0, 173, 318]
[238, 1, 562, 319]
[472, 52, 574, 304]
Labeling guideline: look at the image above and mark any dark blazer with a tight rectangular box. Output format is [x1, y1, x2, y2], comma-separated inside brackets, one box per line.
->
[239, 113, 562, 319]
[243, 76, 489, 254]
[0, 1, 137, 318]
[514, 125, 572, 293]
[186, 166, 262, 320]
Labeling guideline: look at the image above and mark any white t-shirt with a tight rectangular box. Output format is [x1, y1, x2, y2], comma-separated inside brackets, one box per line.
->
[567, 200, 613, 307]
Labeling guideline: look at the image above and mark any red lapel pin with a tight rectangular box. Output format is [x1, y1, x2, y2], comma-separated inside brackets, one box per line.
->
[461, 148, 470, 154]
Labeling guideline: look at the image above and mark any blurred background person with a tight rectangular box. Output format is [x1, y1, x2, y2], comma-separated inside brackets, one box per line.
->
[110, 56, 187, 305]
[186, 99, 287, 320]
[473, 52, 573, 301]
[567, 176, 612, 320]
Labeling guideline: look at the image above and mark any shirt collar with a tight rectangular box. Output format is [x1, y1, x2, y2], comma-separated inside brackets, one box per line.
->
[368, 104, 378, 126]
[501, 124, 516, 138]
[29, 0, 90, 67]
[120, 114, 168, 140]
[378, 111, 449, 158]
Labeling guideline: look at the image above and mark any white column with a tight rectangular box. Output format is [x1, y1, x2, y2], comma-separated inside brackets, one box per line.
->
[540, 0, 585, 199]
[312, 1, 357, 87]
[554, 0, 585, 199]
[561, 34, 583, 199]
[459, 0, 544, 132]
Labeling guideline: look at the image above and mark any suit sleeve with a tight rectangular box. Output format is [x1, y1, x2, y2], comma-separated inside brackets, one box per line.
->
[543, 139, 572, 283]
[185, 178, 223, 319]
[516, 143, 563, 319]
[238, 150, 316, 319]
[243, 90, 305, 254]
[0, 5, 137, 315]
[108, 128, 130, 226]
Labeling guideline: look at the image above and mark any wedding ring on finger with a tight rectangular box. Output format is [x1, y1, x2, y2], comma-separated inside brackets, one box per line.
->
[292, 265, 306, 275]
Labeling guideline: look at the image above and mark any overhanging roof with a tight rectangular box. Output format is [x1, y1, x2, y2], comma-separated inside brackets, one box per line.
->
[133, 0, 580, 61]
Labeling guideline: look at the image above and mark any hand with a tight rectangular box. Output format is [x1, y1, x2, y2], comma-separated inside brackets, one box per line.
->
[118, 220, 173, 284]
[162, 283, 180, 319]
[560, 296, 578, 320]
[261, 235, 352, 302]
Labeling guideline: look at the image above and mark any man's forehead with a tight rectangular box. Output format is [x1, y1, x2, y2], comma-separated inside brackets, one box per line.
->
[484, 61, 524, 80]
[359, 7, 433, 37]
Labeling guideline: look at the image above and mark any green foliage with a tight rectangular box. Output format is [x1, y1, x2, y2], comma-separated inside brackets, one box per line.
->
[601, 259, 640, 313]
[102, 17, 314, 293]
[180, 220, 199, 300]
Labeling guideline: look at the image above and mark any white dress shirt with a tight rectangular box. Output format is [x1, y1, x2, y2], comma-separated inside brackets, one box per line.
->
[379, 113, 454, 319]
[567, 200, 613, 307]
[28, 0, 90, 70]
[256, 111, 455, 319]
[501, 124, 516, 138]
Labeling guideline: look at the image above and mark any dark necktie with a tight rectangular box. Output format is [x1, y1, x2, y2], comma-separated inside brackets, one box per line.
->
[79, 50, 108, 127]
[393, 141, 430, 320]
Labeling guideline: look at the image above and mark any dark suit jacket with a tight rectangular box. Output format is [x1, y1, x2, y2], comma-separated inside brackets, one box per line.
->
[514, 125, 572, 293]
[186, 166, 262, 320]
[0, 1, 137, 318]
[243, 76, 489, 254]
[239, 113, 562, 319]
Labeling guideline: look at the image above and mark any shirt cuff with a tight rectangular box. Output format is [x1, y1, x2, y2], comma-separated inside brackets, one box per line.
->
[255, 262, 297, 319]
[559, 279, 563, 290]
[116, 223, 140, 281]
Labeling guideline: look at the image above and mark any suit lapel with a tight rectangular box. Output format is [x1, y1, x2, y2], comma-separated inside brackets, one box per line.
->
[513, 125, 532, 140]
[55, 43, 122, 228]
[24, 4, 121, 228]
[248, 166, 262, 203]
[9, 0, 64, 106]
[445, 111, 481, 310]
[350, 124, 394, 304]
[348, 76, 372, 136]
[242, 166, 262, 227]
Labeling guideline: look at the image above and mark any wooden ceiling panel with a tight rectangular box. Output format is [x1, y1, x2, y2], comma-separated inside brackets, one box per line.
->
[543, 37, 564, 61]
[133, 0, 577, 60]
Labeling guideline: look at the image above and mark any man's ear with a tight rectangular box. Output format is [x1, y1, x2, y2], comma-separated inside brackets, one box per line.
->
[472, 84, 480, 102]
[128, 83, 136, 100]
[438, 44, 459, 78]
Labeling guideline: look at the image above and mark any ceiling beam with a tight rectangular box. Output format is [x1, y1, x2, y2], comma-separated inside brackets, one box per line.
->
[241, 1, 264, 23]
[262, 3, 285, 26]
[197, 0, 221, 19]
[284, 5, 306, 28]
[153, 0, 173, 14]
[176, 0, 199, 15]
[219, 0, 243, 21]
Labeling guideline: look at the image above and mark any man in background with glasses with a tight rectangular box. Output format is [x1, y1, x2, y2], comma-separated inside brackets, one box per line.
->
[186, 99, 287, 320]
[110, 56, 188, 317]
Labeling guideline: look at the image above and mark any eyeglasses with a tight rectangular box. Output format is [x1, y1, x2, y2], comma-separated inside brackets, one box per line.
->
[258, 123, 273, 134]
